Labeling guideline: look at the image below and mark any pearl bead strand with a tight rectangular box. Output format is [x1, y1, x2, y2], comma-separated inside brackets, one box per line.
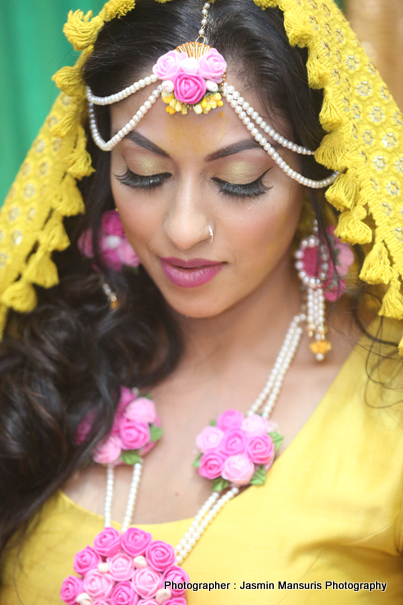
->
[87, 74, 158, 106]
[198, 2, 211, 40]
[88, 86, 162, 152]
[104, 463, 115, 528]
[222, 84, 339, 189]
[121, 462, 143, 533]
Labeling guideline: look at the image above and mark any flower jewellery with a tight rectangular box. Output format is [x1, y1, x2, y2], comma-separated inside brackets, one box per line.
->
[86, 2, 339, 190]
[61, 306, 307, 604]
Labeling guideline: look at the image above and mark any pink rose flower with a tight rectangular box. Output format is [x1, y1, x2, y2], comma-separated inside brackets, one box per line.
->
[162, 566, 189, 597]
[124, 398, 157, 424]
[73, 545, 102, 576]
[221, 429, 247, 456]
[216, 409, 244, 431]
[164, 599, 187, 605]
[102, 210, 125, 237]
[174, 73, 206, 105]
[93, 434, 122, 465]
[140, 600, 158, 605]
[195, 426, 224, 452]
[241, 414, 269, 436]
[118, 239, 141, 268]
[198, 48, 227, 82]
[84, 570, 115, 599]
[246, 434, 275, 465]
[198, 451, 226, 480]
[100, 242, 122, 272]
[153, 50, 187, 80]
[222, 454, 255, 486]
[93, 601, 112, 605]
[60, 576, 84, 604]
[107, 552, 135, 581]
[121, 527, 153, 557]
[119, 417, 150, 450]
[132, 567, 160, 599]
[93, 527, 122, 557]
[146, 540, 175, 572]
[111, 581, 139, 605]
[266, 419, 279, 433]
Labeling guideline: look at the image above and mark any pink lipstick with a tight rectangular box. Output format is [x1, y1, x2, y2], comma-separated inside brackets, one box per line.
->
[160, 257, 224, 288]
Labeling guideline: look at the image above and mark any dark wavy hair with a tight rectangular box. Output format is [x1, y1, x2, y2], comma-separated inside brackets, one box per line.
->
[0, 0, 400, 585]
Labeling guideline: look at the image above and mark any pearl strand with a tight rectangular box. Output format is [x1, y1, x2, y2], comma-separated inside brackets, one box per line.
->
[247, 313, 304, 416]
[121, 462, 143, 533]
[86, 74, 158, 106]
[198, 2, 211, 39]
[104, 463, 115, 528]
[88, 86, 162, 152]
[175, 487, 239, 565]
[222, 85, 339, 189]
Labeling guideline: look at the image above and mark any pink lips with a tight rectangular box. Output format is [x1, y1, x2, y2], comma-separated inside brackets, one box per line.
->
[160, 257, 224, 288]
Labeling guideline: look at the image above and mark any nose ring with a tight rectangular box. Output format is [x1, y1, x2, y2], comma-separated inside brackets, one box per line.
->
[207, 224, 213, 243]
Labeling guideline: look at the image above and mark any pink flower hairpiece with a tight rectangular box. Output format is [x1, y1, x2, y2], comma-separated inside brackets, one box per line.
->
[193, 409, 284, 490]
[153, 44, 227, 115]
[78, 210, 141, 272]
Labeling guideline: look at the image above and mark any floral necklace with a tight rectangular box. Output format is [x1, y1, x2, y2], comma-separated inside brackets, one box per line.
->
[60, 308, 305, 605]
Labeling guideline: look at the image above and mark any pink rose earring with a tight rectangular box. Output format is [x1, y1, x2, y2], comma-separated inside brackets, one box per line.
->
[294, 220, 355, 361]
[78, 210, 141, 309]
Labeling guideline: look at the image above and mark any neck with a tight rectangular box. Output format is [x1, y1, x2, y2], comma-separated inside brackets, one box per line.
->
[171, 255, 303, 372]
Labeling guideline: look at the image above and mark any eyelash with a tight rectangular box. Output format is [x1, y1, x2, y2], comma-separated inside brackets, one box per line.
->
[115, 168, 272, 200]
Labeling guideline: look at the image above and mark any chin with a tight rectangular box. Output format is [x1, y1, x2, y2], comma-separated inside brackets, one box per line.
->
[163, 294, 229, 320]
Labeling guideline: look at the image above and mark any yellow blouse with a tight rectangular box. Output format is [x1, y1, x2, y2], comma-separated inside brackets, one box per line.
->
[3, 317, 403, 604]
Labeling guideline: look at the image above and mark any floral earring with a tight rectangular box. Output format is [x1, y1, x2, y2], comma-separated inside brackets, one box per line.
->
[294, 220, 355, 361]
[78, 210, 141, 272]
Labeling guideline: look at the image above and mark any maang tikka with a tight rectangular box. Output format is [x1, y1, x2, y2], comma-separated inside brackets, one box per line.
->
[86, 2, 338, 190]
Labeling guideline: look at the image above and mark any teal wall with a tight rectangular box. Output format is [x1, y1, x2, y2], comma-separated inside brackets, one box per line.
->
[0, 0, 344, 204]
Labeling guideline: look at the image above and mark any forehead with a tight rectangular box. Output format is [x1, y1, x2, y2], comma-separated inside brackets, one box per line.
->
[110, 72, 292, 160]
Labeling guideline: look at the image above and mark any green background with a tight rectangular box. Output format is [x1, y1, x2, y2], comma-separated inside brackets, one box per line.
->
[0, 0, 344, 204]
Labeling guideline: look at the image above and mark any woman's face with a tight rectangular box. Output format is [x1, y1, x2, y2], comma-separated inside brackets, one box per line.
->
[110, 73, 305, 318]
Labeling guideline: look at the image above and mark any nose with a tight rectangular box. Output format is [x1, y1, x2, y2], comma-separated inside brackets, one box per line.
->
[163, 176, 211, 251]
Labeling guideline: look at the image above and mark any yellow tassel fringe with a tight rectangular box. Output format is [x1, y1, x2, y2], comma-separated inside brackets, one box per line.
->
[40, 212, 71, 252]
[307, 41, 329, 90]
[379, 279, 403, 320]
[49, 175, 85, 216]
[334, 206, 373, 245]
[100, 0, 136, 20]
[63, 10, 104, 51]
[320, 89, 346, 132]
[1, 280, 37, 313]
[325, 169, 359, 211]
[67, 125, 95, 179]
[359, 242, 393, 285]
[24, 251, 59, 289]
[52, 65, 86, 99]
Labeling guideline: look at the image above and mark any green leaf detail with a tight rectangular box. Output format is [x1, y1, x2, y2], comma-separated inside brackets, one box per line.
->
[269, 431, 284, 451]
[211, 477, 230, 492]
[192, 453, 202, 468]
[209, 419, 217, 426]
[250, 465, 267, 486]
[120, 450, 141, 465]
[149, 425, 163, 442]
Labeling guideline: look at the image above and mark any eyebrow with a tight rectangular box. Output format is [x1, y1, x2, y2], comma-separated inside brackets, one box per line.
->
[122, 130, 280, 160]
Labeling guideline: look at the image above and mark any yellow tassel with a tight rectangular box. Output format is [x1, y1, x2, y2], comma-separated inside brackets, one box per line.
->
[63, 10, 104, 51]
[52, 65, 85, 98]
[379, 278, 403, 320]
[398, 333, 403, 357]
[359, 242, 393, 285]
[334, 206, 373, 245]
[50, 103, 83, 138]
[307, 43, 329, 90]
[1, 280, 37, 313]
[101, 0, 136, 20]
[319, 89, 346, 132]
[49, 175, 85, 216]
[282, 2, 312, 47]
[40, 212, 71, 252]
[314, 128, 347, 170]
[67, 125, 95, 179]
[24, 251, 59, 289]
[325, 169, 359, 211]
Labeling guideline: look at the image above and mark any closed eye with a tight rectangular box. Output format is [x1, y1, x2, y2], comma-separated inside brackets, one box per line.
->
[212, 169, 273, 200]
[115, 168, 172, 189]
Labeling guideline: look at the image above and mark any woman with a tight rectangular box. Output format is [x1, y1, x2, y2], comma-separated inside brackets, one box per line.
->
[1, 0, 402, 602]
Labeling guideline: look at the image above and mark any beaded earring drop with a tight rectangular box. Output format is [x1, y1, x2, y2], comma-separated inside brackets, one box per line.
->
[294, 220, 355, 361]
